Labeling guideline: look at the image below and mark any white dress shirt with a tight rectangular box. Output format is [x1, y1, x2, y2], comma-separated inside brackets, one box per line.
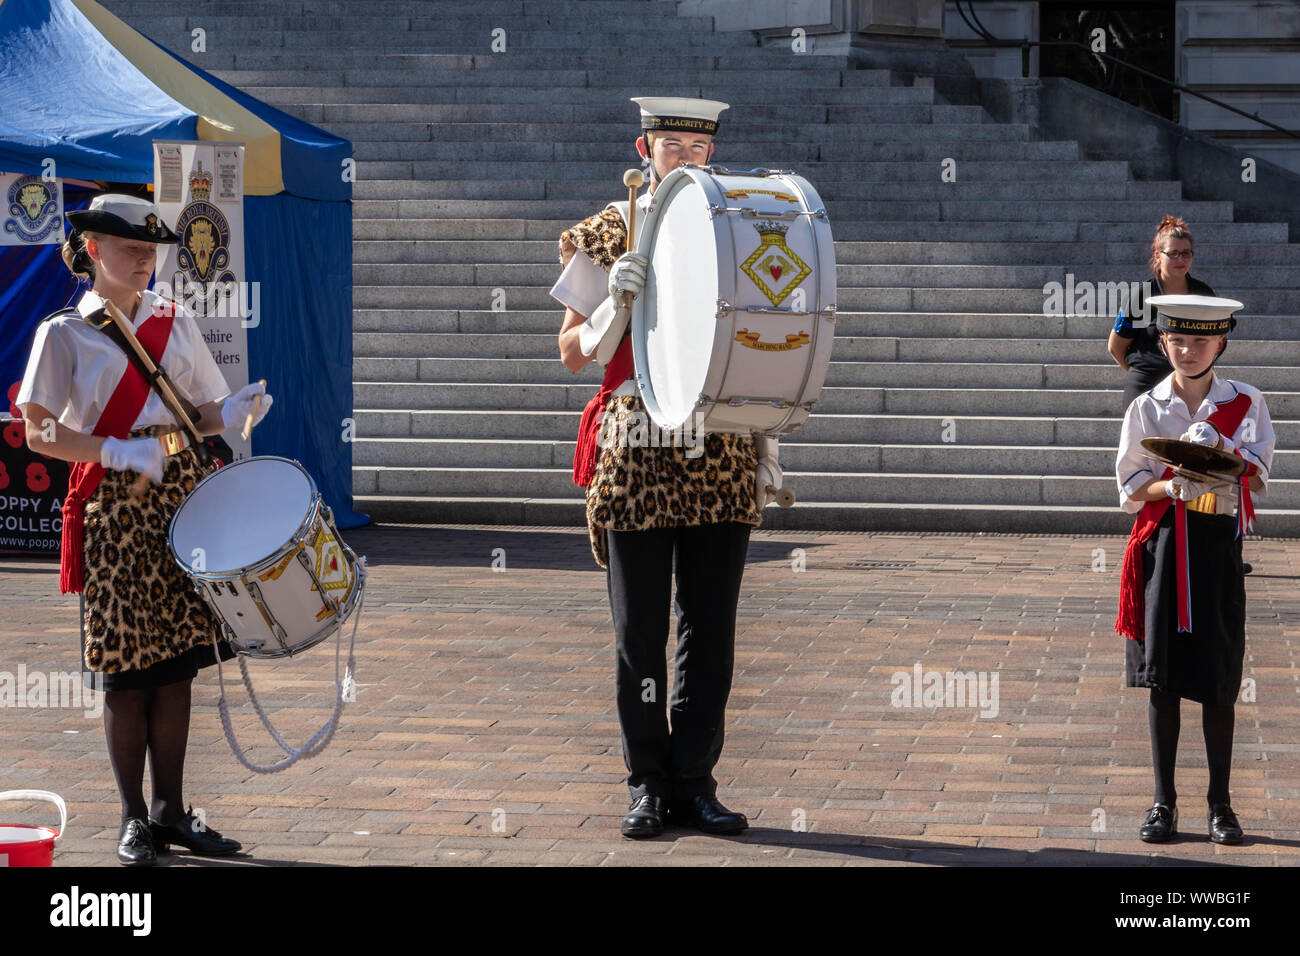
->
[16, 289, 231, 434]
[1116, 373, 1275, 514]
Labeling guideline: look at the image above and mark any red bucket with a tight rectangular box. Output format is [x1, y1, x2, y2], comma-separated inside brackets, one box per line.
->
[0, 790, 67, 867]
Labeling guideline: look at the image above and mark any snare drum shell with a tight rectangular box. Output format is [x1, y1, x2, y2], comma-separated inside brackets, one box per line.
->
[168, 456, 362, 659]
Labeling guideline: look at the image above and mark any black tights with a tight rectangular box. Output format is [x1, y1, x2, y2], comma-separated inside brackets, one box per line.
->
[103, 679, 193, 825]
[1149, 687, 1235, 807]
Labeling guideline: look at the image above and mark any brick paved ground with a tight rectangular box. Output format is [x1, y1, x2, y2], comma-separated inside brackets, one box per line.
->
[2, 526, 1298, 867]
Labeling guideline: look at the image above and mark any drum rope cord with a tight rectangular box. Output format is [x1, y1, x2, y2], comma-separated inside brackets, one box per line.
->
[213, 557, 366, 774]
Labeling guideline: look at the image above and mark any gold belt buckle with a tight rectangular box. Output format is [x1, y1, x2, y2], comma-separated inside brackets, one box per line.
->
[161, 431, 186, 456]
[1186, 492, 1217, 515]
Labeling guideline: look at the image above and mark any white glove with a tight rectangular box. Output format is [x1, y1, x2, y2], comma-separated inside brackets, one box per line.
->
[1167, 474, 1228, 502]
[222, 382, 274, 430]
[608, 252, 649, 300]
[101, 435, 164, 485]
[754, 435, 782, 507]
[1180, 421, 1223, 448]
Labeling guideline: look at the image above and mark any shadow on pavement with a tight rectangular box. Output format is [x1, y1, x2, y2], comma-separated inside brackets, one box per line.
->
[344, 524, 836, 572]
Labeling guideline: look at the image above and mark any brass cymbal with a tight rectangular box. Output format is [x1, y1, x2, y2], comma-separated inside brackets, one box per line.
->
[1141, 437, 1247, 483]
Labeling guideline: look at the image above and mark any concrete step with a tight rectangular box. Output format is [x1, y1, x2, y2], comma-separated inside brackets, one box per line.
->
[149, 30, 755, 53]
[351, 330, 1300, 367]
[348, 217, 1291, 245]
[826, 241, 1300, 266]
[350, 309, 1300, 340]
[326, 121, 1028, 145]
[352, 236, 1300, 267]
[351, 196, 1231, 220]
[349, 283, 1300, 314]
[247, 84, 938, 106]
[350, 436, 1300, 481]
[350, 260, 1280, 290]
[138, 14, 722, 36]
[349, 140, 1078, 163]
[210, 66, 865, 88]
[354, 159, 1136, 183]
[105, 0, 684, 16]
[293, 103, 983, 127]
[351, 178, 1182, 203]
[349, 495, 1300, 535]
[350, 464, 1300, 508]
[350, 355, 1300, 392]
[349, 381, 1300, 418]
[829, 312, 1300, 340]
[350, 408, 1300, 447]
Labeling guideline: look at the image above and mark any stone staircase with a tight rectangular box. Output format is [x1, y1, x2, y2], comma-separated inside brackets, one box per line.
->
[98, 0, 1300, 534]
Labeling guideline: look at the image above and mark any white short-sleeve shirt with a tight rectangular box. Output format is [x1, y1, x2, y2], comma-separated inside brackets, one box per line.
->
[1115, 373, 1275, 514]
[16, 288, 232, 434]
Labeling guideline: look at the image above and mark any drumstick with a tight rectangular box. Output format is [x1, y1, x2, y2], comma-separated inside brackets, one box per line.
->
[241, 379, 267, 441]
[767, 486, 796, 509]
[617, 168, 645, 319]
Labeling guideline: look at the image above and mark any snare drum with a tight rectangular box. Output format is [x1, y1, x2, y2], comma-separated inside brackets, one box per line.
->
[169, 456, 363, 660]
[631, 164, 836, 435]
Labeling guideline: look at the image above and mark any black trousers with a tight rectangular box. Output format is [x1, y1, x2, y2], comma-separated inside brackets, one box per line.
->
[606, 522, 751, 801]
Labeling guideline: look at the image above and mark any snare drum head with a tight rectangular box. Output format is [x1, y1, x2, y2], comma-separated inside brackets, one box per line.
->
[170, 457, 317, 574]
[633, 167, 724, 432]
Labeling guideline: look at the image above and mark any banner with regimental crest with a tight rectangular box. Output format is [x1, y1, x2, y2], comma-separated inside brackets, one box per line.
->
[152, 140, 252, 458]
[0, 172, 64, 246]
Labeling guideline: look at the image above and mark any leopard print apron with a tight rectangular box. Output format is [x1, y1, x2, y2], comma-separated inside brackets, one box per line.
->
[560, 207, 763, 568]
[81, 444, 217, 673]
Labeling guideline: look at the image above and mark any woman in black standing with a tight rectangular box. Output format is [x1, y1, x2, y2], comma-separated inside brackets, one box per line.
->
[1107, 215, 1215, 410]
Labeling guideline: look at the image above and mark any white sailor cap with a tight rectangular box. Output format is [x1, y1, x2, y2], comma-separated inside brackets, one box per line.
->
[67, 193, 180, 244]
[631, 97, 729, 135]
[1147, 294, 1243, 334]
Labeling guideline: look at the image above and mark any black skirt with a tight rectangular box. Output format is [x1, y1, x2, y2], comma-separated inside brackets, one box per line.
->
[1125, 509, 1245, 707]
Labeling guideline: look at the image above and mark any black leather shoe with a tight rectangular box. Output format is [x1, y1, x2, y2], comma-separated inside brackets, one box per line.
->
[1242, 563, 1253, 575]
[149, 808, 242, 856]
[621, 795, 665, 838]
[1139, 803, 1177, 843]
[117, 817, 156, 867]
[1209, 804, 1244, 845]
[670, 795, 748, 835]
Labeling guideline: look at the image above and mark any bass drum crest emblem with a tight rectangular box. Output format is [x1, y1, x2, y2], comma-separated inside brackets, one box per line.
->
[5, 176, 62, 244]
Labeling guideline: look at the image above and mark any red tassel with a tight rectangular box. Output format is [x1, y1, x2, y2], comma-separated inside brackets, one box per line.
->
[1175, 499, 1192, 633]
[572, 398, 606, 487]
[59, 492, 86, 595]
[572, 336, 634, 488]
[1115, 530, 1147, 641]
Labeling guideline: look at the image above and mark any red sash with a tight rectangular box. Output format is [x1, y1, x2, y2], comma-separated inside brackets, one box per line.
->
[572, 336, 633, 487]
[59, 304, 176, 594]
[1115, 392, 1256, 641]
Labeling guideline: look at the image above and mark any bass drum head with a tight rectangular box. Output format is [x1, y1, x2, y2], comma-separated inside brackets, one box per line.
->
[633, 167, 724, 432]
[170, 456, 317, 575]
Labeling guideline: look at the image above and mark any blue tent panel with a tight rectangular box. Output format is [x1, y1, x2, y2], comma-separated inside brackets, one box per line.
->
[244, 194, 365, 528]
[0, 0, 197, 181]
